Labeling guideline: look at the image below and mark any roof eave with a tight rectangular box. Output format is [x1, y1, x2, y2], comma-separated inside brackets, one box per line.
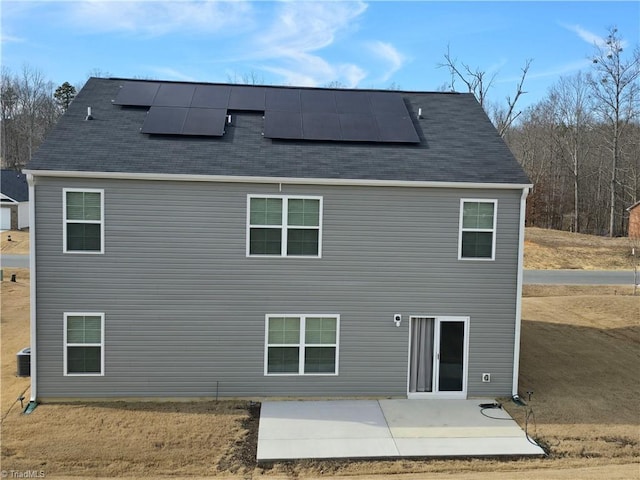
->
[23, 169, 533, 190]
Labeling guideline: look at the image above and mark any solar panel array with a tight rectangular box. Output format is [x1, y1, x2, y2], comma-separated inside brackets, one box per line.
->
[113, 81, 419, 143]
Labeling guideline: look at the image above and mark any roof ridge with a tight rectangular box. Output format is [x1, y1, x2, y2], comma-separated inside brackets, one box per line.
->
[103, 76, 466, 96]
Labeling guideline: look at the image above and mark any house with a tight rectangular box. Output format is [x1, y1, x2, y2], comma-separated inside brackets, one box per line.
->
[628, 201, 640, 238]
[24, 77, 531, 402]
[1, 169, 29, 230]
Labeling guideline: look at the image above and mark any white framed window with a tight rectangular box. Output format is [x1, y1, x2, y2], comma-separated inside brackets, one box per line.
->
[247, 195, 322, 257]
[63, 188, 104, 253]
[458, 199, 497, 260]
[265, 314, 339, 375]
[63, 313, 105, 376]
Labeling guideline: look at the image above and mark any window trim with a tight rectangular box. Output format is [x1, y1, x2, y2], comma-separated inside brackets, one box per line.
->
[63, 312, 105, 376]
[63, 188, 105, 254]
[246, 194, 323, 258]
[264, 314, 340, 376]
[458, 198, 497, 261]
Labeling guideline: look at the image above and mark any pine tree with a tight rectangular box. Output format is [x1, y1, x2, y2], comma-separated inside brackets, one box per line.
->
[54, 81, 76, 112]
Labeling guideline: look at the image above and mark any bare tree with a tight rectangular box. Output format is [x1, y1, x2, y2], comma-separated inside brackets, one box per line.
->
[588, 27, 640, 236]
[439, 45, 497, 107]
[0, 67, 19, 169]
[0, 65, 60, 169]
[492, 60, 533, 137]
[323, 80, 347, 89]
[548, 72, 593, 232]
[438, 45, 532, 136]
[226, 70, 265, 85]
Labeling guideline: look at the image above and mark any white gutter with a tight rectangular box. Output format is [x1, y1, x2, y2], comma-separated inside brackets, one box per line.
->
[512, 186, 530, 397]
[22, 169, 533, 191]
[27, 173, 37, 402]
[0, 193, 20, 204]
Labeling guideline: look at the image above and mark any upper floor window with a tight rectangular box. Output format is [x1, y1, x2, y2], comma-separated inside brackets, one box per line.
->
[247, 195, 322, 257]
[63, 188, 104, 253]
[458, 199, 497, 260]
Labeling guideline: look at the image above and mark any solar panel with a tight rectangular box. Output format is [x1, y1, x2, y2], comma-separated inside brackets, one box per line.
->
[375, 114, 420, 143]
[152, 84, 196, 107]
[302, 113, 341, 141]
[120, 81, 420, 143]
[141, 107, 188, 135]
[229, 86, 266, 110]
[182, 108, 227, 136]
[339, 113, 380, 142]
[263, 111, 303, 139]
[369, 92, 408, 116]
[335, 91, 371, 114]
[191, 85, 231, 108]
[266, 88, 301, 112]
[300, 90, 336, 113]
[113, 82, 160, 106]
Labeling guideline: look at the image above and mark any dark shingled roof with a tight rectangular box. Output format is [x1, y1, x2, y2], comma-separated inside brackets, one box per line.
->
[1, 170, 28, 202]
[27, 78, 530, 185]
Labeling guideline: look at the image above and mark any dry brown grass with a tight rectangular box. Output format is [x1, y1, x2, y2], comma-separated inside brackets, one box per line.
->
[2, 233, 639, 479]
[524, 227, 637, 270]
[1, 230, 30, 255]
[505, 291, 639, 469]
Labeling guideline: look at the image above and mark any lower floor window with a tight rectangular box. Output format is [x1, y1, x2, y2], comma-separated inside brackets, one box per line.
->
[64, 313, 104, 375]
[265, 315, 339, 375]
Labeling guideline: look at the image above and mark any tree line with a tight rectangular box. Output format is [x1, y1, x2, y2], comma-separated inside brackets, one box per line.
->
[1, 66, 76, 171]
[506, 28, 639, 237]
[442, 27, 639, 237]
[1, 27, 638, 236]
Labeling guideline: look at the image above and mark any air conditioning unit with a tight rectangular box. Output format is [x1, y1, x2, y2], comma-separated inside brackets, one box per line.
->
[17, 347, 31, 377]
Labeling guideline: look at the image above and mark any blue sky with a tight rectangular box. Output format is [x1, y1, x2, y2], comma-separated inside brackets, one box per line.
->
[2, 1, 639, 110]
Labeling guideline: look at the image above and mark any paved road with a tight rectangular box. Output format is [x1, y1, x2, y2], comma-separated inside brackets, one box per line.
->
[1, 254, 29, 268]
[524, 269, 637, 285]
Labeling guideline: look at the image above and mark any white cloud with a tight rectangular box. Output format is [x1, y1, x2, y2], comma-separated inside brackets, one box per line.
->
[255, 1, 367, 56]
[248, 1, 368, 87]
[562, 24, 606, 47]
[367, 41, 406, 82]
[341, 64, 367, 88]
[0, 33, 24, 44]
[63, 0, 253, 36]
[59, 0, 370, 87]
[146, 66, 197, 82]
[262, 56, 366, 88]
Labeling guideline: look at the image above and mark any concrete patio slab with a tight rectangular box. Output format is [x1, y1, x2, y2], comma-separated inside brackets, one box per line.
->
[393, 437, 545, 457]
[257, 438, 398, 460]
[379, 398, 525, 438]
[257, 398, 546, 461]
[258, 400, 391, 440]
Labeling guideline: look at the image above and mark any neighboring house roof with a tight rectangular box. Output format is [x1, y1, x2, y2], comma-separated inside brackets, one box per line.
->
[27, 77, 531, 185]
[1, 170, 29, 202]
[627, 201, 640, 212]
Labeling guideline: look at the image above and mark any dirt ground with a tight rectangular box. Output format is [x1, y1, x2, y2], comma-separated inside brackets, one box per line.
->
[1, 230, 29, 255]
[1, 228, 639, 479]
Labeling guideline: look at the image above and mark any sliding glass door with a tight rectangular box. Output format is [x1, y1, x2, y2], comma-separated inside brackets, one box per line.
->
[408, 316, 468, 398]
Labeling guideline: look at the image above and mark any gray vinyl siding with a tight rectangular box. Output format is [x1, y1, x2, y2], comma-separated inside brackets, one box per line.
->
[34, 177, 523, 399]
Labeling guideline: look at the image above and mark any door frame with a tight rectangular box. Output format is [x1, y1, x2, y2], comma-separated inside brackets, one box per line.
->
[406, 316, 470, 399]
